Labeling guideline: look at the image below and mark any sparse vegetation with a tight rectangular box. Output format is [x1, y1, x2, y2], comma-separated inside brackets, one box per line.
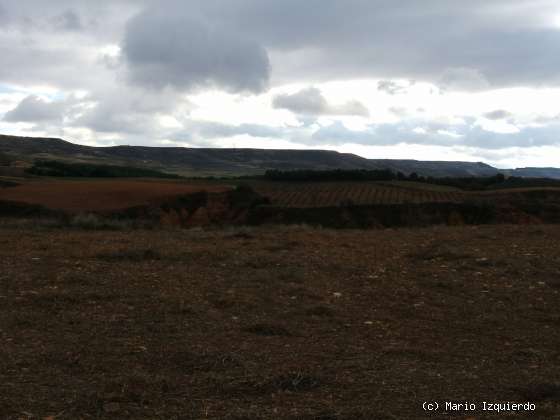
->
[70, 213, 133, 230]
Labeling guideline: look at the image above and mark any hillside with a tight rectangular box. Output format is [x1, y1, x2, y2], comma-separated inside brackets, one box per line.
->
[0, 135, 376, 176]
[0, 134, 557, 178]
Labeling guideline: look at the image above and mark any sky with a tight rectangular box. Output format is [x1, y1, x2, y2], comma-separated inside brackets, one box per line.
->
[1, 1, 560, 168]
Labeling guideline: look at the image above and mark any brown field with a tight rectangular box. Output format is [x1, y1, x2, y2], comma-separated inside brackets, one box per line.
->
[0, 179, 232, 212]
[252, 182, 466, 207]
[1, 223, 559, 419]
[252, 181, 560, 209]
[4, 178, 560, 216]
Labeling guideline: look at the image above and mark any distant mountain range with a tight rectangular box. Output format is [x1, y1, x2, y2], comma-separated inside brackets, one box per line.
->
[1, 134, 559, 179]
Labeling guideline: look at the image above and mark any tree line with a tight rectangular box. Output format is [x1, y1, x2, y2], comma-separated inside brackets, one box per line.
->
[27, 160, 182, 179]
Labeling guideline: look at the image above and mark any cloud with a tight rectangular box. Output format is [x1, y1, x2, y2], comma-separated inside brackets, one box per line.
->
[3, 0, 560, 167]
[224, 0, 560, 88]
[0, 4, 8, 24]
[122, 6, 271, 94]
[192, 121, 286, 140]
[309, 118, 560, 150]
[272, 87, 369, 116]
[377, 80, 410, 95]
[3, 95, 67, 123]
[3, 0, 560, 92]
[483, 110, 513, 120]
[74, 87, 183, 135]
[439, 68, 491, 92]
[50, 10, 83, 31]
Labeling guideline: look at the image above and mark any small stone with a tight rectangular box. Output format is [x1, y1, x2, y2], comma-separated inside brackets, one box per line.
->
[333, 292, 342, 298]
[103, 402, 120, 413]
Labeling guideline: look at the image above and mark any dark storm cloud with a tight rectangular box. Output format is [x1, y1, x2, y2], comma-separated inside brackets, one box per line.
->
[122, 6, 271, 94]
[3, 0, 560, 94]
[272, 87, 369, 116]
[155, 0, 560, 88]
[3, 95, 66, 123]
[3, 0, 560, 92]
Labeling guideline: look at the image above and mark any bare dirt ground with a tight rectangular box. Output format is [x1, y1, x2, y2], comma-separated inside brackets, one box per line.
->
[0, 179, 231, 212]
[1, 224, 560, 419]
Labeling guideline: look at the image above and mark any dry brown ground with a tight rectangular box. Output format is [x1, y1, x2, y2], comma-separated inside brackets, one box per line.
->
[0, 180, 231, 212]
[1, 224, 559, 419]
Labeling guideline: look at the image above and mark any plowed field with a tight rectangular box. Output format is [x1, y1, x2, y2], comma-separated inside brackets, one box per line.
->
[254, 182, 465, 207]
[0, 179, 231, 212]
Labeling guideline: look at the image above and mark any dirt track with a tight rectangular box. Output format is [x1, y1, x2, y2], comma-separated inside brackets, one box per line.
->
[1, 224, 559, 419]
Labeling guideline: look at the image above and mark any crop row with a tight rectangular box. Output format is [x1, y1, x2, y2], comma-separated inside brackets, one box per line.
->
[256, 183, 465, 208]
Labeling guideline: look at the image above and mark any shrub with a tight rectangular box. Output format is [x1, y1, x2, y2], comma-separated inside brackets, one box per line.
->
[70, 213, 131, 230]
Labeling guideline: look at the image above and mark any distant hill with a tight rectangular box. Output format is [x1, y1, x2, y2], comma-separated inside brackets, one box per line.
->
[366, 159, 499, 178]
[1, 134, 558, 178]
[507, 167, 560, 179]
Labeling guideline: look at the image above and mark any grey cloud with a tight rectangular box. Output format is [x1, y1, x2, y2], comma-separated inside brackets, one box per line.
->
[0, 38, 112, 91]
[0, 4, 8, 24]
[3, 95, 67, 123]
[483, 110, 513, 120]
[122, 7, 270, 94]
[50, 10, 83, 31]
[74, 88, 182, 135]
[273, 88, 328, 115]
[463, 125, 560, 149]
[3, 0, 560, 161]
[3, 0, 560, 93]
[309, 119, 560, 150]
[310, 121, 443, 147]
[272, 87, 369, 116]
[163, 121, 290, 148]
[338, 101, 370, 117]
[246, 1, 560, 89]
[439, 68, 490, 92]
[377, 80, 410, 95]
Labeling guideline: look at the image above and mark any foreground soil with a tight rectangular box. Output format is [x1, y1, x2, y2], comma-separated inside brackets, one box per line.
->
[1, 224, 559, 419]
